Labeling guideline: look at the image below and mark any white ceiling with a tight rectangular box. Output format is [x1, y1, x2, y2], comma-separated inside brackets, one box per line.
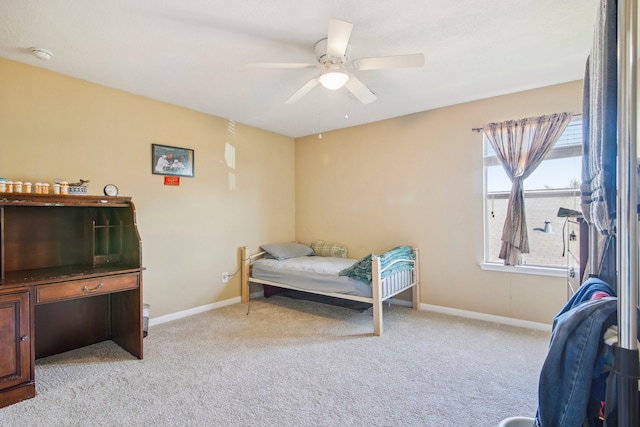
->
[0, 0, 597, 138]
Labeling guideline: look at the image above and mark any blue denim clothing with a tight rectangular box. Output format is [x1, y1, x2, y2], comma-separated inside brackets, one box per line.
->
[536, 298, 619, 426]
[554, 277, 616, 320]
[535, 289, 640, 427]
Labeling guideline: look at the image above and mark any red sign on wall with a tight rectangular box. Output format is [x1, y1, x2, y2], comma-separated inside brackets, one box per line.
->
[164, 176, 180, 186]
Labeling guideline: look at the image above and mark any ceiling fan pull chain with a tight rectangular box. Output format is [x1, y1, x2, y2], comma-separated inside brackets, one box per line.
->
[318, 90, 323, 139]
[345, 86, 349, 119]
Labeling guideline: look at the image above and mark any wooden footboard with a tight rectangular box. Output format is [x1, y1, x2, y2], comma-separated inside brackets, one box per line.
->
[240, 246, 420, 336]
[371, 248, 420, 335]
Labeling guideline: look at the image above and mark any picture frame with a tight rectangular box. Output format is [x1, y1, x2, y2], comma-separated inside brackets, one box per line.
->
[152, 144, 194, 177]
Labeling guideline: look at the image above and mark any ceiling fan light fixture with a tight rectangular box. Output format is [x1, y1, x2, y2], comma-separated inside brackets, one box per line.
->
[319, 69, 349, 90]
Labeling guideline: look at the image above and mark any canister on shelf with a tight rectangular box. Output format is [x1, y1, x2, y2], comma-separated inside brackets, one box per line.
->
[43, 183, 50, 194]
[6, 181, 13, 193]
[53, 183, 60, 195]
[0, 178, 6, 193]
[24, 182, 32, 193]
[59, 181, 69, 195]
[14, 181, 23, 193]
[34, 182, 42, 194]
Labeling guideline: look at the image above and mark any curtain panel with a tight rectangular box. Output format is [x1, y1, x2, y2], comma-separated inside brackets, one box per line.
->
[484, 112, 574, 265]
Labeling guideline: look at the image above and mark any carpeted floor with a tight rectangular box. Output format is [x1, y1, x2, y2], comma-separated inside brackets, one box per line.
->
[0, 296, 550, 426]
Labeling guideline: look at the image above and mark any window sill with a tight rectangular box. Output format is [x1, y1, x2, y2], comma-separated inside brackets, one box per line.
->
[479, 262, 567, 278]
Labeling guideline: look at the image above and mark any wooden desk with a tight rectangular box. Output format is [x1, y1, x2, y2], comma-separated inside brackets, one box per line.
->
[0, 194, 143, 408]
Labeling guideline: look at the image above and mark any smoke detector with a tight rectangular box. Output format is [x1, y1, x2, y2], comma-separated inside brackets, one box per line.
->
[30, 47, 52, 61]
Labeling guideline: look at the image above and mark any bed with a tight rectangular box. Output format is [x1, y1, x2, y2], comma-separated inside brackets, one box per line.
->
[240, 242, 420, 335]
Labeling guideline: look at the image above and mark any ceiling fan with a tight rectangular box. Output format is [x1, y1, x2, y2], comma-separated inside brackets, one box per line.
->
[247, 19, 425, 105]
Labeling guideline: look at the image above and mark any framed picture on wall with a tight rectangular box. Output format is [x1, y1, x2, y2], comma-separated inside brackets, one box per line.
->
[152, 144, 194, 177]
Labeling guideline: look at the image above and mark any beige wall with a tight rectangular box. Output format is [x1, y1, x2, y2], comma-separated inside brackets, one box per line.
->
[0, 58, 295, 318]
[295, 80, 583, 324]
[0, 56, 582, 325]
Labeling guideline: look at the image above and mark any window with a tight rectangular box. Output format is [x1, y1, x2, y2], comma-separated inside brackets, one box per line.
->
[483, 117, 582, 269]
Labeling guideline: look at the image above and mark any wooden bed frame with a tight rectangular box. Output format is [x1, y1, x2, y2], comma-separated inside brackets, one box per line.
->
[240, 247, 420, 335]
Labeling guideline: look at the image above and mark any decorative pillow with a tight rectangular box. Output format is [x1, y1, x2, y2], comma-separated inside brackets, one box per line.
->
[310, 240, 348, 258]
[260, 242, 314, 260]
[338, 253, 374, 283]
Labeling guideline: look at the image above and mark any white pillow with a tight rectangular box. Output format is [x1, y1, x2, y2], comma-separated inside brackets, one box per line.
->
[260, 242, 314, 260]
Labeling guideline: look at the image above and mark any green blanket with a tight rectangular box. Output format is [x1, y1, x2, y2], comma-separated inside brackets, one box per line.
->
[338, 245, 415, 284]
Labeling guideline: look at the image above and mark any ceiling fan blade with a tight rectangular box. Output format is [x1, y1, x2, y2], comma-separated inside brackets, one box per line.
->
[345, 76, 377, 104]
[326, 19, 353, 58]
[353, 53, 425, 70]
[285, 78, 320, 104]
[246, 62, 316, 69]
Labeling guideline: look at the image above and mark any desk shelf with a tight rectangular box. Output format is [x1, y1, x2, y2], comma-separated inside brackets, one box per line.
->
[90, 208, 125, 266]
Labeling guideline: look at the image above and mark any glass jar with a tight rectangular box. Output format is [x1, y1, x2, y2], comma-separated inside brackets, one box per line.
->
[42, 183, 50, 194]
[53, 183, 60, 195]
[34, 182, 42, 194]
[59, 181, 69, 195]
[0, 178, 6, 193]
[24, 182, 32, 193]
[6, 181, 13, 193]
[13, 181, 23, 193]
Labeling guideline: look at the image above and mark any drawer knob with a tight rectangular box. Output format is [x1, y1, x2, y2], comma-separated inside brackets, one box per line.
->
[21, 336, 29, 341]
[81, 283, 104, 293]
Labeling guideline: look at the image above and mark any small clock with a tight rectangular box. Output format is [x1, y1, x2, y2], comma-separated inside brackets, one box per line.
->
[103, 184, 119, 197]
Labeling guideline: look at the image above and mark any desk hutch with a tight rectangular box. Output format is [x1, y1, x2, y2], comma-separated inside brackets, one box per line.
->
[0, 194, 144, 408]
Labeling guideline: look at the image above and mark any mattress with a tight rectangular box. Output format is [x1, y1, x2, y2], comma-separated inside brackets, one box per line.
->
[250, 256, 372, 297]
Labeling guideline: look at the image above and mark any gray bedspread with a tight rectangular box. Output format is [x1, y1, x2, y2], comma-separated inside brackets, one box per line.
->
[251, 256, 372, 297]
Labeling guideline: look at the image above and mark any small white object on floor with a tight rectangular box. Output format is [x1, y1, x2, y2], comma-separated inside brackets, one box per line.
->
[497, 416, 535, 427]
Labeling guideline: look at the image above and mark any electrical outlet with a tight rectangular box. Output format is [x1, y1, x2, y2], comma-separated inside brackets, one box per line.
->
[222, 272, 229, 283]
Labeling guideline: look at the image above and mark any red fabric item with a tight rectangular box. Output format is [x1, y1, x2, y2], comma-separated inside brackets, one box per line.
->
[590, 291, 611, 300]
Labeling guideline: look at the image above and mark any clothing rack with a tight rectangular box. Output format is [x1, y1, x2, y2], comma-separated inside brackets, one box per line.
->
[613, 0, 638, 425]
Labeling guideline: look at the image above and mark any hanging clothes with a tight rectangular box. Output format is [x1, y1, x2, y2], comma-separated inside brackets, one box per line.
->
[536, 298, 619, 426]
[535, 280, 640, 427]
[581, 0, 617, 236]
[555, 277, 616, 319]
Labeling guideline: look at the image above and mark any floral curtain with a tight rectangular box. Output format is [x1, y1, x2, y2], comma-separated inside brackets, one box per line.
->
[483, 112, 574, 265]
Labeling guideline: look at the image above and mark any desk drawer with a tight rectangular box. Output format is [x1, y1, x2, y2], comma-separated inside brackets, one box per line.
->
[36, 274, 139, 304]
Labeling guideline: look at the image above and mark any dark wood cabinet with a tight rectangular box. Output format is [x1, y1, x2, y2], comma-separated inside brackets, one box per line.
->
[0, 290, 34, 408]
[0, 194, 144, 408]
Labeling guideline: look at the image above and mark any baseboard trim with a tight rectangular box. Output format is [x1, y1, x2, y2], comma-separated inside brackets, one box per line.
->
[148, 297, 241, 327]
[421, 303, 551, 331]
[148, 296, 551, 332]
[389, 298, 413, 307]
